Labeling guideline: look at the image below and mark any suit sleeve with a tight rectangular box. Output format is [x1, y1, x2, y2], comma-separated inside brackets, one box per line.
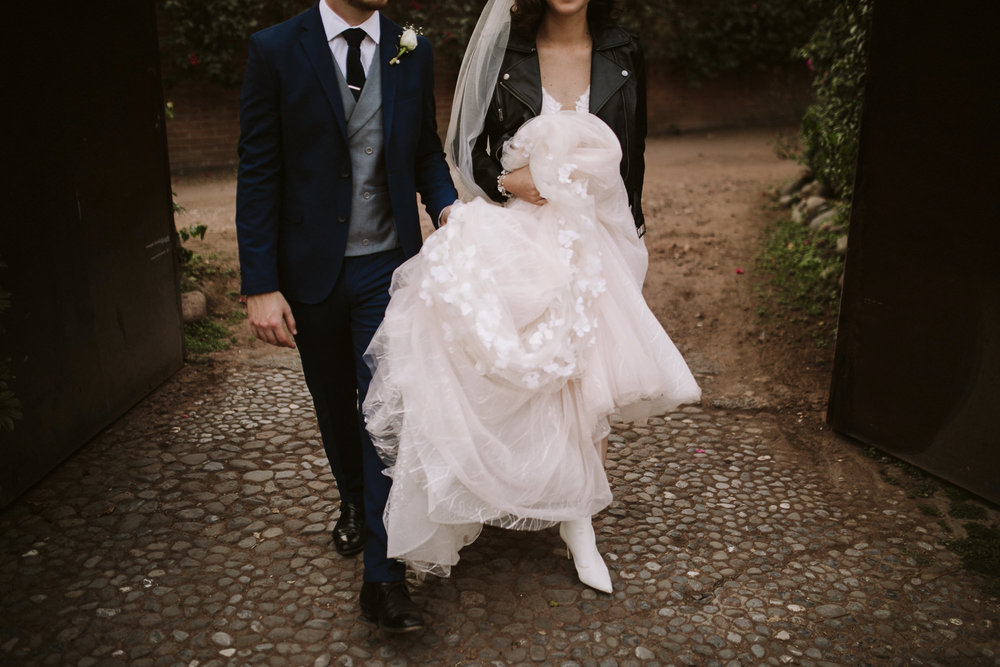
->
[413, 38, 459, 225]
[629, 39, 647, 234]
[235, 35, 283, 296]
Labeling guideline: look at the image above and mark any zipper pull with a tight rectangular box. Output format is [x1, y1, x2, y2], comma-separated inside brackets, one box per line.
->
[498, 106, 503, 122]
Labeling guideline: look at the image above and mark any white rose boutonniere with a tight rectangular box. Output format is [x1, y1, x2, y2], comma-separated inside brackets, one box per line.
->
[390, 25, 421, 65]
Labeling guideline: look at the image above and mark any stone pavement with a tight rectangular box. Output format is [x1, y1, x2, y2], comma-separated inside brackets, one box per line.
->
[1, 353, 998, 667]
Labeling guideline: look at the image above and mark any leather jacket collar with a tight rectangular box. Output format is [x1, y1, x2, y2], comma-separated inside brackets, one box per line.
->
[501, 27, 636, 115]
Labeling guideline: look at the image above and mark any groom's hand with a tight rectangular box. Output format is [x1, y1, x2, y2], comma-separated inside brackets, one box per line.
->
[247, 291, 297, 349]
[502, 166, 547, 206]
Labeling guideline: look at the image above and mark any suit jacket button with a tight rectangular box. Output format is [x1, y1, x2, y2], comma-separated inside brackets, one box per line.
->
[337, 215, 346, 223]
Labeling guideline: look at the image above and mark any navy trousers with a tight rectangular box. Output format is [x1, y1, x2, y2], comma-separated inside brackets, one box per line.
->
[290, 247, 407, 583]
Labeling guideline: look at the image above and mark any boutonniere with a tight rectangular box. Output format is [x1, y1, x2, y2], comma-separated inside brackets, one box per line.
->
[389, 25, 421, 65]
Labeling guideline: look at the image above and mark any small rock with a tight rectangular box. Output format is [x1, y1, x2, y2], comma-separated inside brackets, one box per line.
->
[212, 631, 233, 647]
[243, 470, 275, 483]
[181, 291, 207, 323]
[809, 208, 840, 232]
[816, 604, 848, 618]
[791, 205, 805, 225]
[804, 196, 830, 218]
[800, 179, 828, 198]
[636, 646, 655, 660]
[780, 168, 812, 196]
[836, 235, 849, 255]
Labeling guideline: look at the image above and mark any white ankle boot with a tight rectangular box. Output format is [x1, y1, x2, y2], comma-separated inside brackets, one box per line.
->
[559, 517, 613, 594]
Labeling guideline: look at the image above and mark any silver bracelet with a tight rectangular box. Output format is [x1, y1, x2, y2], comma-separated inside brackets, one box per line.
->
[497, 169, 513, 199]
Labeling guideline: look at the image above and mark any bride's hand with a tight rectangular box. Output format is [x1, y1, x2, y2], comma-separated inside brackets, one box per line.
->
[501, 166, 547, 205]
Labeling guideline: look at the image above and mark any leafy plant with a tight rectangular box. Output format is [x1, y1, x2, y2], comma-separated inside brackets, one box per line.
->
[620, 0, 827, 81]
[160, 0, 272, 87]
[756, 209, 846, 345]
[157, 0, 829, 87]
[947, 523, 1000, 597]
[175, 223, 208, 265]
[798, 0, 873, 199]
[184, 320, 234, 354]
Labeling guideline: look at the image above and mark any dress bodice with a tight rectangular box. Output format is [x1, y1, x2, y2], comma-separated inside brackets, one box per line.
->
[541, 86, 591, 115]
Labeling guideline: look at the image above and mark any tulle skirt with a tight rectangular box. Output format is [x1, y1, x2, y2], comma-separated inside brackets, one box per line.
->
[363, 112, 700, 576]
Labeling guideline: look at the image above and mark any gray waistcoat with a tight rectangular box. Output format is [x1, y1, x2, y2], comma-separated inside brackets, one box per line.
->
[335, 46, 399, 256]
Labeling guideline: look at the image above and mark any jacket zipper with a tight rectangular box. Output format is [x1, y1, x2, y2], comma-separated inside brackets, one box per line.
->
[621, 91, 630, 183]
[500, 80, 539, 116]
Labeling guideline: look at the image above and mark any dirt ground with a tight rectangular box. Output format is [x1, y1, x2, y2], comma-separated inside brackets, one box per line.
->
[171, 128, 864, 490]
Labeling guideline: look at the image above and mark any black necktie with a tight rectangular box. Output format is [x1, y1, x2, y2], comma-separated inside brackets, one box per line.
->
[343, 28, 366, 100]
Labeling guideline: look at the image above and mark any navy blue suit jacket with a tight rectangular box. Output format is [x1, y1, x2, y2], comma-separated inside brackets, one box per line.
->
[236, 8, 457, 304]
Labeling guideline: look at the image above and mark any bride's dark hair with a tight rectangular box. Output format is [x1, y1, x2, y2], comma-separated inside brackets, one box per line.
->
[511, 0, 619, 38]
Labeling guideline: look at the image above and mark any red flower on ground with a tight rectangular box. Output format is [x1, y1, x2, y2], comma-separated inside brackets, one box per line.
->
[735, 268, 744, 275]
[188, 53, 201, 66]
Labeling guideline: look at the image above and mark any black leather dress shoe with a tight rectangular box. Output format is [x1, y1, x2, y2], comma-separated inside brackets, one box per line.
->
[359, 581, 425, 633]
[332, 502, 364, 556]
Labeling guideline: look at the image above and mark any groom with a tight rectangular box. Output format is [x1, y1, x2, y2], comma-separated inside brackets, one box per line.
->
[235, 0, 456, 632]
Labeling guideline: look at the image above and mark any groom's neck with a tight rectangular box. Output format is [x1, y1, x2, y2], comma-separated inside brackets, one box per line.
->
[324, 0, 376, 27]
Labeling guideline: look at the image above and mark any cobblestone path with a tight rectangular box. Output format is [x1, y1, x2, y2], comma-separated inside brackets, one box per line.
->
[1, 355, 998, 666]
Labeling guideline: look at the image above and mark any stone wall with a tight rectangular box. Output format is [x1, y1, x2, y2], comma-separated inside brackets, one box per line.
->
[164, 64, 810, 174]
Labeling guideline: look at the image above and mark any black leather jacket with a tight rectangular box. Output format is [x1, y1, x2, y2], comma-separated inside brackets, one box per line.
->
[472, 26, 647, 233]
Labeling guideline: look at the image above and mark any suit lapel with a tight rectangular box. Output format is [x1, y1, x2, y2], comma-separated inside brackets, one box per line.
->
[299, 5, 348, 140]
[380, 16, 402, 147]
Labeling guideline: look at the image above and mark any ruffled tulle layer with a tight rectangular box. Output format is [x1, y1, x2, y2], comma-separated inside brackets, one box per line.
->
[363, 112, 700, 576]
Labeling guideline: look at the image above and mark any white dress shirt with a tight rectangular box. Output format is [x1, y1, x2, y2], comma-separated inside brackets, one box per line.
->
[318, 2, 381, 79]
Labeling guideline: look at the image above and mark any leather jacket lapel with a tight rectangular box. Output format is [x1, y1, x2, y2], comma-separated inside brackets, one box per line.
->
[500, 33, 542, 115]
[590, 50, 630, 114]
[590, 29, 632, 113]
[299, 6, 348, 140]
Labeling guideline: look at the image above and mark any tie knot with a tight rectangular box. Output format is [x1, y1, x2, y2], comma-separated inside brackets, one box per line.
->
[342, 28, 366, 48]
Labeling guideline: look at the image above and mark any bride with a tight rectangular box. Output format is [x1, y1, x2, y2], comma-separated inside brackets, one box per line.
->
[362, 0, 700, 594]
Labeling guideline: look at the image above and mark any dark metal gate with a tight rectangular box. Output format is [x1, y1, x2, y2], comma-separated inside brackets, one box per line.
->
[0, 1, 183, 506]
[828, 2, 1000, 503]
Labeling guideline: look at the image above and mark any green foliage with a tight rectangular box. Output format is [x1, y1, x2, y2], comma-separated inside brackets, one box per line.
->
[160, 0, 270, 87]
[158, 0, 826, 87]
[949, 500, 988, 521]
[175, 223, 208, 265]
[798, 0, 873, 199]
[620, 0, 826, 80]
[917, 503, 942, 518]
[947, 523, 1000, 597]
[184, 320, 234, 354]
[756, 208, 846, 345]
[177, 223, 208, 243]
[388, 0, 485, 69]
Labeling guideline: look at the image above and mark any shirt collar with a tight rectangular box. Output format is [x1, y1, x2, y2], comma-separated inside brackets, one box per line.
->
[319, 2, 381, 44]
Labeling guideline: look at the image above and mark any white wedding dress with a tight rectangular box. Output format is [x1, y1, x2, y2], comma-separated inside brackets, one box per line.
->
[363, 98, 701, 576]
